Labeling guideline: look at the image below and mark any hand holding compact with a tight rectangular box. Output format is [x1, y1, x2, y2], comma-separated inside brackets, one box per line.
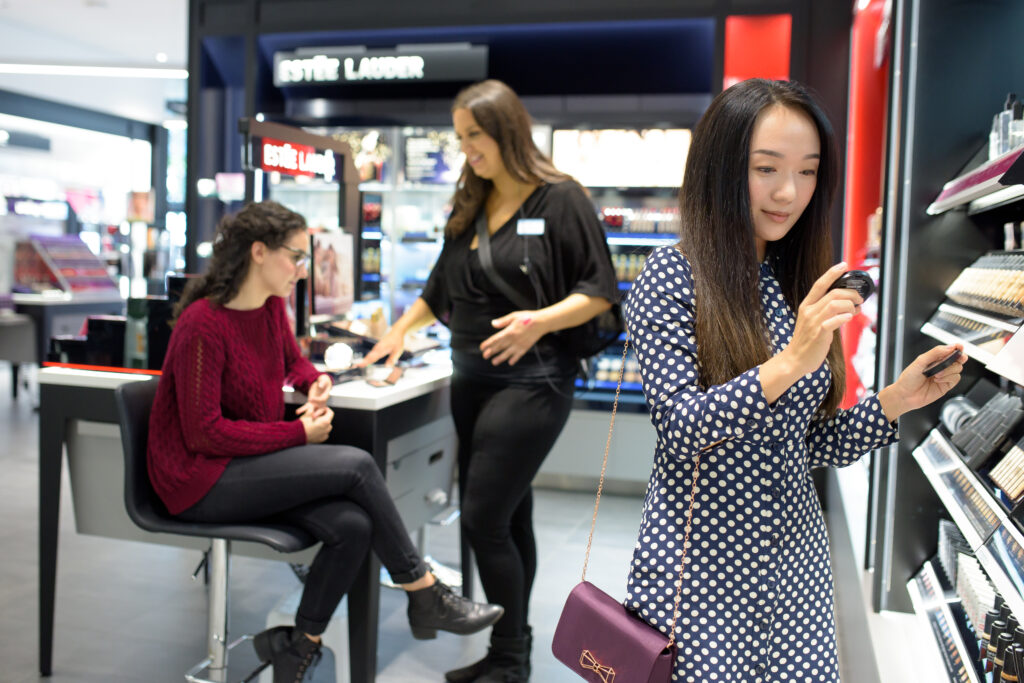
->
[480, 310, 545, 366]
[780, 263, 863, 377]
[878, 345, 967, 420]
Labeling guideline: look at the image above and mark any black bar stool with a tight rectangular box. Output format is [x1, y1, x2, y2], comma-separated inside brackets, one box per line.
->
[115, 379, 317, 682]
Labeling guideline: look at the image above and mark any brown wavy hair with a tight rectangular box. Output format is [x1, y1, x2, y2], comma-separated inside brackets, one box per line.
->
[173, 200, 307, 320]
[679, 79, 845, 416]
[446, 79, 570, 238]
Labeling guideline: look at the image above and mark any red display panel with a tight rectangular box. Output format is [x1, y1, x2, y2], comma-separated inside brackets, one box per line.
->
[723, 14, 792, 89]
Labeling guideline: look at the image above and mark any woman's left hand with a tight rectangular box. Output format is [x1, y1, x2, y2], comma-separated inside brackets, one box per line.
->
[297, 374, 333, 417]
[480, 311, 546, 366]
[878, 344, 967, 421]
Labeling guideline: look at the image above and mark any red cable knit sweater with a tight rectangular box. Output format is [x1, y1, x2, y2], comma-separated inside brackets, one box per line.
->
[148, 296, 321, 515]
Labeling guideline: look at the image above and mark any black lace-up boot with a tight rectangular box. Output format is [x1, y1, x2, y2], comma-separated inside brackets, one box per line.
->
[250, 625, 323, 683]
[406, 580, 505, 639]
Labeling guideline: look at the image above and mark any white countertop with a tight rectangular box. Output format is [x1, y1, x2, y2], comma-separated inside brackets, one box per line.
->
[39, 366, 156, 390]
[39, 361, 453, 411]
[285, 362, 453, 410]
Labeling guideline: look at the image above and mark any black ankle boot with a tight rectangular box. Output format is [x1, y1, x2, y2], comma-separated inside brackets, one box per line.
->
[474, 634, 530, 682]
[444, 631, 531, 683]
[406, 580, 504, 640]
[251, 626, 323, 683]
[444, 651, 491, 683]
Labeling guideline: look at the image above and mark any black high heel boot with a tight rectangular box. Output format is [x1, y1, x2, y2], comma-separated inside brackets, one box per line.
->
[444, 629, 532, 683]
[473, 634, 530, 682]
[406, 580, 505, 640]
[249, 626, 323, 683]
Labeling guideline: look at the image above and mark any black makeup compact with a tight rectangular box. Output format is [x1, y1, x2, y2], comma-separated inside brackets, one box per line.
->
[828, 270, 875, 300]
[923, 349, 962, 377]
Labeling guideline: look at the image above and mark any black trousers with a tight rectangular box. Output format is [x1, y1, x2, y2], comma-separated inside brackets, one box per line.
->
[178, 445, 427, 635]
[451, 373, 575, 638]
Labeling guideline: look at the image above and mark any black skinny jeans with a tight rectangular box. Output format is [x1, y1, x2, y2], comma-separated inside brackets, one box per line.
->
[452, 372, 575, 639]
[177, 445, 427, 636]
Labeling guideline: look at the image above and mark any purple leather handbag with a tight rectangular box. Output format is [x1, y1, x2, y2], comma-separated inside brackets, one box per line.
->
[551, 338, 701, 683]
[552, 582, 675, 682]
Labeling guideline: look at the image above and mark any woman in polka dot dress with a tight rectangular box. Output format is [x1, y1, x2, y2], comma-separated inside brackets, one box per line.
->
[623, 79, 966, 682]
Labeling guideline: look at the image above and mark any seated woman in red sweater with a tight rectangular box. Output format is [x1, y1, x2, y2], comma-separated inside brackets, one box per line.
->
[148, 200, 502, 683]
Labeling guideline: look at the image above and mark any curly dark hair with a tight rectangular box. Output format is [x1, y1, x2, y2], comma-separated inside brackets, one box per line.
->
[173, 200, 307, 319]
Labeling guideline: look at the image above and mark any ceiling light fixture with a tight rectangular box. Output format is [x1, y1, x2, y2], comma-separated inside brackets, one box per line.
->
[155, 52, 168, 63]
[0, 63, 187, 79]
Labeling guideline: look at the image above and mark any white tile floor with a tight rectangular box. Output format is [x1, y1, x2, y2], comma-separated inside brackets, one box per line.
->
[0, 363, 940, 682]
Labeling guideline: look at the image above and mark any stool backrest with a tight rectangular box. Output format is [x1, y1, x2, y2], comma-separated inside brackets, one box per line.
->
[114, 379, 169, 529]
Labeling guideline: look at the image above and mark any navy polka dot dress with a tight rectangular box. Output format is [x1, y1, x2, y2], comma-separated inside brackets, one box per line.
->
[623, 247, 898, 683]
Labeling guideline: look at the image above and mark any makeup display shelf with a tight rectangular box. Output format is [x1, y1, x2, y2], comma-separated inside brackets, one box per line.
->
[906, 558, 982, 683]
[913, 422, 1024, 637]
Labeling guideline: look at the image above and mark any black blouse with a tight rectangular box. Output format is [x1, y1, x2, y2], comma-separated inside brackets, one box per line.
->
[421, 180, 618, 383]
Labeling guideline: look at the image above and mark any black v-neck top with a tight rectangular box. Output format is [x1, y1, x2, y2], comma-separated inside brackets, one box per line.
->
[421, 180, 618, 383]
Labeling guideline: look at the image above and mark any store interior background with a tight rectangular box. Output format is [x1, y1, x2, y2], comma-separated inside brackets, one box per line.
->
[8, 0, 1024, 681]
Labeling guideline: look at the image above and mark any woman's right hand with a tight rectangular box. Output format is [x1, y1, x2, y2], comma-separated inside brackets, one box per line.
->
[301, 407, 334, 443]
[781, 262, 863, 377]
[356, 326, 406, 368]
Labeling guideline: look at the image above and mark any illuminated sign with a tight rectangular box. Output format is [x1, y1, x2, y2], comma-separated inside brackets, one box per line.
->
[8, 197, 69, 220]
[260, 138, 337, 181]
[273, 44, 487, 87]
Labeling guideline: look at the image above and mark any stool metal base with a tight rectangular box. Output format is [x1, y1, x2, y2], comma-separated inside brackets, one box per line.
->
[184, 634, 252, 683]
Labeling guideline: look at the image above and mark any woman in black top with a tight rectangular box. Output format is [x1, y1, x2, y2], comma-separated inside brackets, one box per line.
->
[361, 79, 618, 682]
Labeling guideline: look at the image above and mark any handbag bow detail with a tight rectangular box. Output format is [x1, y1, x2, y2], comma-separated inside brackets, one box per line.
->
[579, 650, 616, 682]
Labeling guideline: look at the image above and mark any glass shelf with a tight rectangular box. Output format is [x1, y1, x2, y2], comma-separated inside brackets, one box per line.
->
[906, 559, 983, 683]
[604, 232, 678, 246]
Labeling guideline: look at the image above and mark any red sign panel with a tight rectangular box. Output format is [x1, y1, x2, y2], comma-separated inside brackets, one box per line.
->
[260, 137, 336, 180]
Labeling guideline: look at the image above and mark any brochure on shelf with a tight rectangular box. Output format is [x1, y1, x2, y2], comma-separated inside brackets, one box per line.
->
[987, 327, 1024, 387]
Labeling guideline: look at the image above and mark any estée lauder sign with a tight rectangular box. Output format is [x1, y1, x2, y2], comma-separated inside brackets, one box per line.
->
[273, 44, 487, 87]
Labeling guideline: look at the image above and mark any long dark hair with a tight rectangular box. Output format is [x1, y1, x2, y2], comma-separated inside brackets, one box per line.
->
[173, 200, 307, 319]
[446, 79, 570, 238]
[679, 78, 844, 416]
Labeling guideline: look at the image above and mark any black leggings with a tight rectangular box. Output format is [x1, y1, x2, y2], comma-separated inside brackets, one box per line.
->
[452, 373, 575, 638]
[177, 445, 427, 636]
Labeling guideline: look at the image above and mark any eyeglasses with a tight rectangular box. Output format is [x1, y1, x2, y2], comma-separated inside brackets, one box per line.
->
[281, 244, 311, 269]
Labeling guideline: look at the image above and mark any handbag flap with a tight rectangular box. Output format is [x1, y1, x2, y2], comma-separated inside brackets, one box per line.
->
[552, 581, 673, 680]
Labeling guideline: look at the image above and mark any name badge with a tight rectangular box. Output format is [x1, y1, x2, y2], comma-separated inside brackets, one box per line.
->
[517, 218, 545, 236]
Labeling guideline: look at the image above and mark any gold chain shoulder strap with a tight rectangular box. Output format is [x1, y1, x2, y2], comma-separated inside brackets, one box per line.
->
[579, 335, 701, 648]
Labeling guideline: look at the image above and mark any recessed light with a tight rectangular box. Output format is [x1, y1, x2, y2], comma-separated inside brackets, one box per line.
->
[155, 52, 168, 63]
[0, 63, 187, 79]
